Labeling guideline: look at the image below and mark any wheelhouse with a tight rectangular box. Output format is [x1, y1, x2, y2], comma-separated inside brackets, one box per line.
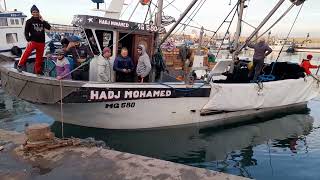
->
[72, 15, 158, 65]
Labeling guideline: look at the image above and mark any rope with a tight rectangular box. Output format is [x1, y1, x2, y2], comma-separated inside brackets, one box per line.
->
[158, 82, 207, 92]
[172, 0, 205, 36]
[256, 4, 295, 41]
[270, 2, 304, 75]
[204, 1, 239, 47]
[215, 5, 238, 57]
[164, 0, 202, 27]
[143, 0, 153, 24]
[128, 1, 140, 21]
[181, 0, 207, 33]
[120, 0, 134, 18]
[59, 80, 64, 138]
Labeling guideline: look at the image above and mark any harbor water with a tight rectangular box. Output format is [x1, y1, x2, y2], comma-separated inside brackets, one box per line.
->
[1, 52, 320, 180]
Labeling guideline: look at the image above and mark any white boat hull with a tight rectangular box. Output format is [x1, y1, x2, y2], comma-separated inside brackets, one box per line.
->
[1, 66, 319, 130]
[295, 48, 320, 53]
[270, 45, 291, 51]
[36, 100, 308, 130]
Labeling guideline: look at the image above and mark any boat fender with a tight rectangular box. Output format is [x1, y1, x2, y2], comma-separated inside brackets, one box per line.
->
[11, 46, 22, 57]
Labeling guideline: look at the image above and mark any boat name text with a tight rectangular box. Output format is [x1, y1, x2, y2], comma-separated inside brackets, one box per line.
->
[90, 90, 172, 101]
[98, 19, 130, 28]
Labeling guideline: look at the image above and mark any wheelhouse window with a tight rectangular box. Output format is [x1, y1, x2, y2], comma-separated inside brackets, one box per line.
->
[6, 33, 18, 43]
[0, 18, 8, 26]
[10, 19, 14, 25]
[15, 19, 19, 25]
[95, 30, 114, 51]
[84, 29, 100, 55]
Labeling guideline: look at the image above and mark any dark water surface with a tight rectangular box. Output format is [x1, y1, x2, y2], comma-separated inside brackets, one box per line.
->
[1, 87, 320, 180]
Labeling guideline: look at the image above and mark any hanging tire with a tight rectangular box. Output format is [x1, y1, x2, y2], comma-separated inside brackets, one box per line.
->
[11, 46, 22, 57]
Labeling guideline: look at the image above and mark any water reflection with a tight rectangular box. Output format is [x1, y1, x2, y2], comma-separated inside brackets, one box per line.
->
[51, 109, 313, 163]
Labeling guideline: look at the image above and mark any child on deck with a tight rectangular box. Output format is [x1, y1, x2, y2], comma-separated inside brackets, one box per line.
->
[300, 54, 319, 75]
[55, 49, 72, 80]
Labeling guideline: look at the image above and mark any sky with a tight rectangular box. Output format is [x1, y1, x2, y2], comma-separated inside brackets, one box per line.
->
[3, 0, 320, 38]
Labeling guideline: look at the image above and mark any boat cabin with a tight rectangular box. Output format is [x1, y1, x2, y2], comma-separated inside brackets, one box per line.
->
[72, 15, 158, 65]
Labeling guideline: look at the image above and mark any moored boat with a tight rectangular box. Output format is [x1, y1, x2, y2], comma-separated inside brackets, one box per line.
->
[0, 0, 318, 130]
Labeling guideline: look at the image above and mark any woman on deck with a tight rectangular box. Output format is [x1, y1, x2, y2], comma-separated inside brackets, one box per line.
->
[55, 49, 71, 80]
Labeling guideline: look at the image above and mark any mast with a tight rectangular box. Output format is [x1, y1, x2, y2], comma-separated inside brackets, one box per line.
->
[236, 0, 286, 52]
[232, 0, 245, 58]
[154, 0, 164, 48]
[229, 0, 245, 72]
[197, 26, 204, 55]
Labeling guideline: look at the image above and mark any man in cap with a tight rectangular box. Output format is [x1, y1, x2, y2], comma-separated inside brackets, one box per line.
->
[17, 5, 51, 74]
[247, 38, 273, 81]
[67, 35, 94, 81]
[97, 47, 115, 82]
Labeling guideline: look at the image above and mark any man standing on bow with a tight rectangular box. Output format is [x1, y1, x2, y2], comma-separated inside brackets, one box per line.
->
[247, 38, 273, 81]
[17, 5, 51, 74]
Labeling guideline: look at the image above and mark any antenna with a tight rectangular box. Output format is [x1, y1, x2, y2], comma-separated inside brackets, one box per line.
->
[91, 0, 104, 10]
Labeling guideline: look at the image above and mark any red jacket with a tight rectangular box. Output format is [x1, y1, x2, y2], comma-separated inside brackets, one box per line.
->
[300, 59, 318, 75]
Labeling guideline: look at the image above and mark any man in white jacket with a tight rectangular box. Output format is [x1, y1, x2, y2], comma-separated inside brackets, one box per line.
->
[136, 45, 152, 83]
[97, 47, 115, 82]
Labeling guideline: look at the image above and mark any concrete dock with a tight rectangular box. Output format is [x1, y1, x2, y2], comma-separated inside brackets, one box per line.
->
[0, 129, 249, 180]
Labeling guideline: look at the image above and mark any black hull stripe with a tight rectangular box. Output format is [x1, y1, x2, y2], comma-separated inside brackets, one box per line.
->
[62, 87, 211, 103]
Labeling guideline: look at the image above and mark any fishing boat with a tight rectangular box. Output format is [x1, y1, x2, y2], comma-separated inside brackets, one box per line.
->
[270, 39, 292, 52]
[293, 33, 320, 53]
[0, 0, 319, 130]
[0, 2, 27, 58]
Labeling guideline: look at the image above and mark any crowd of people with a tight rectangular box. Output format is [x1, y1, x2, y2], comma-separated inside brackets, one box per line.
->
[50, 36, 152, 83]
[16, 5, 319, 84]
[16, 5, 152, 83]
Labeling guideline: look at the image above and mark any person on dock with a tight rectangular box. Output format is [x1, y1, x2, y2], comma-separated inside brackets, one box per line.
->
[300, 54, 319, 75]
[67, 35, 94, 81]
[55, 49, 71, 80]
[136, 45, 151, 83]
[97, 47, 115, 83]
[17, 5, 51, 74]
[247, 38, 273, 81]
[113, 47, 134, 82]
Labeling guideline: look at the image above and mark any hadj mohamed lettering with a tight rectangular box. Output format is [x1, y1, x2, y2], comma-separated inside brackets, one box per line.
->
[90, 90, 172, 101]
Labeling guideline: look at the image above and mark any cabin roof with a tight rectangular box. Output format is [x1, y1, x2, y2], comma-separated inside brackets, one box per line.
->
[72, 15, 157, 34]
[0, 12, 27, 18]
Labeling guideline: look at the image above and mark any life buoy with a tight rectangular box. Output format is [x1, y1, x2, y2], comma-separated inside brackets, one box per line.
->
[140, 0, 151, 5]
[11, 46, 22, 57]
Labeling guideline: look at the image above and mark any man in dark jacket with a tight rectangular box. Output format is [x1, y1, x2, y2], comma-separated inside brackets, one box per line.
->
[66, 35, 94, 81]
[113, 47, 134, 82]
[17, 5, 51, 74]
